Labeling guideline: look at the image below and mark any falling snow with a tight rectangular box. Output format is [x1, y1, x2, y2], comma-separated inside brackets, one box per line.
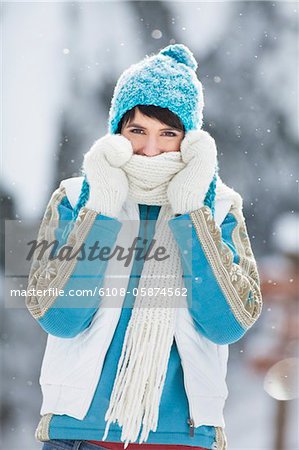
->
[2, 2, 298, 449]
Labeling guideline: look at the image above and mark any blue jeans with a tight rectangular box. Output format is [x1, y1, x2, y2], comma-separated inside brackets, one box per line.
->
[42, 440, 107, 450]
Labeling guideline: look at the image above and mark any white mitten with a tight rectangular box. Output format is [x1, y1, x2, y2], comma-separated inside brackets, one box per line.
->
[167, 130, 217, 215]
[83, 134, 133, 218]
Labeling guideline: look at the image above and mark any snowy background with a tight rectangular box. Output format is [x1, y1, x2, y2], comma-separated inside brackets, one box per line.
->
[1, 1, 299, 449]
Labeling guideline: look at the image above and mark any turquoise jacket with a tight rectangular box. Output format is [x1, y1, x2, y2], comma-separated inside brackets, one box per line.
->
[26, 182, 262, 450]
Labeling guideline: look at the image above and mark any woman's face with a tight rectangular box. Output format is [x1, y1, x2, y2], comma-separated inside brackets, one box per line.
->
[121, 108, 184, 156]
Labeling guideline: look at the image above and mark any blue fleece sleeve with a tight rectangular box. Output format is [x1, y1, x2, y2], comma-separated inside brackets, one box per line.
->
[168, 206, 262, 345]
[26, 186, 122, 338]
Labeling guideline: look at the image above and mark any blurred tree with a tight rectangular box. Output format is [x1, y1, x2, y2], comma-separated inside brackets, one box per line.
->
[0, 187, 16, 269]
[130, 1, 174, 51]
[194, 1, 299, 255]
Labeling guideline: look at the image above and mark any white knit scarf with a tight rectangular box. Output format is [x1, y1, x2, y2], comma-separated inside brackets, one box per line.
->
[102, 152, 187, 447]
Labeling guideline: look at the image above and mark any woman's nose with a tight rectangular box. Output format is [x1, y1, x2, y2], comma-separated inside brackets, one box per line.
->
[142, 136, 161, 156]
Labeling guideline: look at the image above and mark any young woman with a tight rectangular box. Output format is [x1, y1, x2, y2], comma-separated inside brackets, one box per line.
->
[26, 44, 263, 450]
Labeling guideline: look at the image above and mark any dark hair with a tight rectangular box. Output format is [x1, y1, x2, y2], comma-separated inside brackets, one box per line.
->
[116, 105, 185, 133]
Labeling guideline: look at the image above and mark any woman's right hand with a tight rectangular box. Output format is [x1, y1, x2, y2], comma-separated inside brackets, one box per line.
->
[83, 134, 133, 218]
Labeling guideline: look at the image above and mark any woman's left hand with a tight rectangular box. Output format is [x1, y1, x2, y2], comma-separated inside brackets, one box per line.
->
[167, 129, 218, 215]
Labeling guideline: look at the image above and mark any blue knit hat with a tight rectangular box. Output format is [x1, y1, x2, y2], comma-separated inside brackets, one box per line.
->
[108, 44, 204, 133]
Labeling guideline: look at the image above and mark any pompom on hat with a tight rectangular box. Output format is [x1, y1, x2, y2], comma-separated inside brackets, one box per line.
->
[108, 44, 204, 133]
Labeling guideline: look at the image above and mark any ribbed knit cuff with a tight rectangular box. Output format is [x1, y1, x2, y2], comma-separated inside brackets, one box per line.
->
[171, 192, 205, 215]
[86, 190, 124, 219]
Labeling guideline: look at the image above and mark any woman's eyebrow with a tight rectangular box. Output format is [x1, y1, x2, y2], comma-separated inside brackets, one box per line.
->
[126, 122, 146, 129]
[126, 122, 180, 132]
[159, 127, 180, 132]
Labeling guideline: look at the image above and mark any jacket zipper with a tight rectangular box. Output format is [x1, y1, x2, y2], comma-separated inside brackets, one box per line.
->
[144, 205, 150, 241]
[174, 331, 196, 438]
[187, 417, 195, 437]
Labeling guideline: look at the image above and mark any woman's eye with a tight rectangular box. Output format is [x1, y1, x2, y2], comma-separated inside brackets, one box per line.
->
[130, 128, 145, 134]
[162, 131, 177, 137]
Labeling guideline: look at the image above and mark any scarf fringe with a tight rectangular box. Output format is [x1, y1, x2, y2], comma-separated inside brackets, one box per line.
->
[103, 306, 177, 446]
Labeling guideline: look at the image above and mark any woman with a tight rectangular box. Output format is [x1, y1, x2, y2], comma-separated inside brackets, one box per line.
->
[26, 44, 263, 450]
